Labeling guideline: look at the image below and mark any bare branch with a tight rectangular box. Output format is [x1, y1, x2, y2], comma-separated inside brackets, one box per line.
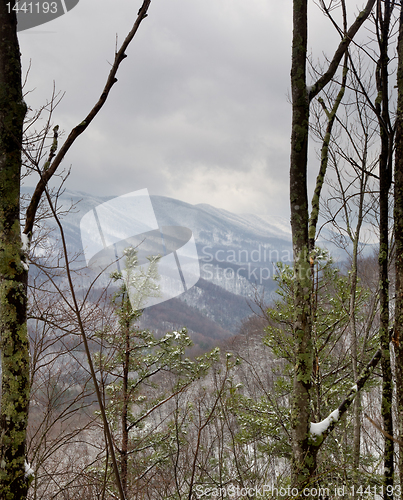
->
[24, 0, 152, 236]
[309, 0, 376, 101]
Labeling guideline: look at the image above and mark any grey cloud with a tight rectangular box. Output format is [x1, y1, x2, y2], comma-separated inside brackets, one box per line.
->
[19, 0, 351, 219]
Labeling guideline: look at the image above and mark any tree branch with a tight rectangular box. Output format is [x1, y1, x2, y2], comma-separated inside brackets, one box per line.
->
[314, 347, 382, 448]
[365, 413, 403, 446]
[24, 0, 152, 236]
[309, 0, 376, 101]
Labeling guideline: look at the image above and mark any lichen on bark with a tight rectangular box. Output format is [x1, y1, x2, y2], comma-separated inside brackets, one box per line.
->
[0, 3, 30, 499]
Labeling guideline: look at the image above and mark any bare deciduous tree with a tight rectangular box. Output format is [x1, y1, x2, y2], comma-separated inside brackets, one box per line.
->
[0, 1, 152, 497]
[289, 0, 376, 490]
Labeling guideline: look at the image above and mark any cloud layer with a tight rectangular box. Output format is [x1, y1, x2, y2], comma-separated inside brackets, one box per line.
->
[19, 0, 353, 217]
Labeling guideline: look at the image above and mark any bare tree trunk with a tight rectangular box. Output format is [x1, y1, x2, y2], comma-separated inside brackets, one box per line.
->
[350, 173, 365, 476]
[376, 2, 394, 495]
[290, 0, 314, 488]
[121, 318, 130, 497]
[289, 0, 376, 490]
[393, 3, 403, 489]
[0, 3, 29, 498]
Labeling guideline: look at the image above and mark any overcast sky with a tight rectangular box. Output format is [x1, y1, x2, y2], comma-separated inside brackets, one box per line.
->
[18, 0, 362, 218]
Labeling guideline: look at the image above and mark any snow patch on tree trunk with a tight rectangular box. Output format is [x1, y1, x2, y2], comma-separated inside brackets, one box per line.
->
[24, 461, 34, 479]
[21, 233, 30, 252]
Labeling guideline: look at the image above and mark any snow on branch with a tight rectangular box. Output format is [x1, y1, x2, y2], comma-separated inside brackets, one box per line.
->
[309, 348, 381, 448]
[310, 409, 339, 438]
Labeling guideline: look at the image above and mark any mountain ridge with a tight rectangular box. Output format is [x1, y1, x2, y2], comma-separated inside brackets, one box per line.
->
[24, 187, 291, 348]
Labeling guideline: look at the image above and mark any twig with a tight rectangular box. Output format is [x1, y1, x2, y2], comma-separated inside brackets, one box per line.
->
[24, 0, 152, 237]
[365, 413, 403, 445]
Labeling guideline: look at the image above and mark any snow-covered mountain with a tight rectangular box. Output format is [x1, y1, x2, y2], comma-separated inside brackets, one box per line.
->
[23, 187, 377, 350]
[24, 187, 293, 347]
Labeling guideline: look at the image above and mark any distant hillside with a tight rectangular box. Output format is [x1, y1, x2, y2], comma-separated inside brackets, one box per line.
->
[23, 187, 292, 349]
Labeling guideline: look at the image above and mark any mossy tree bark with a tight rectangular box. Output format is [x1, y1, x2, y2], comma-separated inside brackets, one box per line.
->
[393, 3, 403, 489]
[289, 0, 376, 491]
[0, 3, 29, 499]
[290, 0, 313, 486]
